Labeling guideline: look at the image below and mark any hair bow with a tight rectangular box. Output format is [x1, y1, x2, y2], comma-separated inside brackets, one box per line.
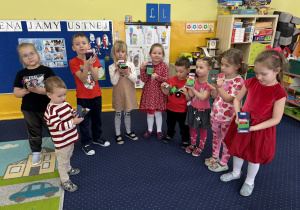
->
[265, 45, 282, 53]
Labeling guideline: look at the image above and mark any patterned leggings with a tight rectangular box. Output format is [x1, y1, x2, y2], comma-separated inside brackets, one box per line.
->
[211, 118, 231, 165]
[190, 127, 207, 149]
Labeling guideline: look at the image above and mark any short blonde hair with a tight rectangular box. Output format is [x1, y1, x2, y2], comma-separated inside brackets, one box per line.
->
[17, 43, 40, 67]
[45, 76, 67, 93]
[111, 40, 127, 61]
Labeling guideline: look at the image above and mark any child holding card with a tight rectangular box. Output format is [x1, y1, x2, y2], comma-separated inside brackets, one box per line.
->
[69, 33, 110, 156]
[206, 48, 247, 172]
[221, 49, 287, 196]
[185, 57, 213, 156]
[13, 43, 56, 166]
[44, 76, 83, 192]
[109, 40, 139, 144]
[140, 43, 169, 140]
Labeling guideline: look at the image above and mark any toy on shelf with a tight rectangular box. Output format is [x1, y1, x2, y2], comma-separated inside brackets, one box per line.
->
[180, 52, 193, 65]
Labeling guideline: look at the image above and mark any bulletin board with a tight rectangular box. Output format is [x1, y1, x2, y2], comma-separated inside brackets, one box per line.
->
[125, 22, 171, 88]
[0, 20, 114, 94]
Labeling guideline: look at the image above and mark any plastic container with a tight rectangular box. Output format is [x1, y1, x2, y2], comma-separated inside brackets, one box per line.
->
[284, 107, 295, 115]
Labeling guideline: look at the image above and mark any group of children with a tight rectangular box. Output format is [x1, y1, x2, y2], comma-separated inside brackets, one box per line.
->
[13, 33, 288, 196]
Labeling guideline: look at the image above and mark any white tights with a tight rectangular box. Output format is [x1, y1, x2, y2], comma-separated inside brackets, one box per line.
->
[232, 156, 260, 186]
[147, 111, 162, 132]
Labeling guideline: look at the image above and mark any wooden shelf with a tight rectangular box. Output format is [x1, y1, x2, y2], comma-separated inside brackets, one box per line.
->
[216, 15, 278, 67]
[284, 112, 300, 121]
[284, 72, 300, 78]
[286, 101, 300, 108]
[285, 86, 300, 93]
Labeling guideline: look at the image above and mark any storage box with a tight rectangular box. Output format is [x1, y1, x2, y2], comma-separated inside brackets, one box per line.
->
[254, 35, 272, 41]
[254, 30, 273, 36]
[231, 9, 257, 15]
[217, 7, 231, 15]
[289, 60, 300, 75]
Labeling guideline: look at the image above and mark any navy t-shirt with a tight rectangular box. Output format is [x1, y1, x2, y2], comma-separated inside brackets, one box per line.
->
[13, 65, 55, 112]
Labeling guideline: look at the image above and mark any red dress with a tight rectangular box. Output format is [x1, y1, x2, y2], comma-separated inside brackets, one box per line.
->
[224, 77, 287, 165]
[140, 62, 169, 114]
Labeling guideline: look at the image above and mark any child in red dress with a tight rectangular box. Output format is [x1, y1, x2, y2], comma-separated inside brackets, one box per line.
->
[140, 43, 169, 140]
[206, 49, 247, 172]
[220, 49, 288, 196]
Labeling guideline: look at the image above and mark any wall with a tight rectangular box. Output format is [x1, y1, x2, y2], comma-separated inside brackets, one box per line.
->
[0, 0, 299, 120]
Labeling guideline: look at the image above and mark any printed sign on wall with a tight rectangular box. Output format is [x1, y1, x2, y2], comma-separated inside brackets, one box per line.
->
[186, 22, 215, 33]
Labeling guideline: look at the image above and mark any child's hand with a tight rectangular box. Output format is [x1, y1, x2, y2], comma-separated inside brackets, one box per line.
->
[151, 73, 158, 80]
[235, 115, 239, 125]
[207, 82, 217, 90]
[141, 61, 148, 69]
[27, 83, 40, 94]
[119, 67, 128, 75]
[185, 85, 195, 91]
[161, 82, 168, 88]
[73, 114, 84, 125]
[216, 78, 224, 88]
[249, 126, 257, 132]
[21, 88, 30, 95]
[84, 54, 96, 68]
[181, 87, 188, 95]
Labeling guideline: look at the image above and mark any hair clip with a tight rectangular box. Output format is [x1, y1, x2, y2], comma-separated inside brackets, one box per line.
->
[272, 55, 279, 59]
[241, 61, 244, 64]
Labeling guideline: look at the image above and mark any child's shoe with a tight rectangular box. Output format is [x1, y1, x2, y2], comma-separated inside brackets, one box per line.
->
[143, 130, 152, 139]
[156, 132, 164, 140]
[93, 138, 110, 147]
[192, 147, 203, 157]
[32, 152, 41, 165]
[208, 162, 229, 172]
[61, 180, 78, 192]
[181, 141, 189, 149]
[163, 135, 172, 143]
[67, 168, 80, 176]
[220, 172, 241, 182]
[82, 145, 95, 155]
[186, 145, 196, 153]
[240, 182, 255, 196]
[204, 157, 220, 166]
[115, 135, 124, 145]
[125, 132, 138, 140]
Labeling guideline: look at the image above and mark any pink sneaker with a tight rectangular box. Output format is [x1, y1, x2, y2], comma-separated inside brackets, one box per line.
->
[143, 130, 152, 139]
[156, 132, 164, 140]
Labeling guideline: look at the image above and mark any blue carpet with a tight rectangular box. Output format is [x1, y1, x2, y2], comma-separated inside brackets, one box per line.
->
[0, 110, 299, 209]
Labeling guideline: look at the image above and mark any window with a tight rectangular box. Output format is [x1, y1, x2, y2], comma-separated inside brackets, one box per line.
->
[44, 183, 52, 188]
[44, 155, 51, 161]
[42, 162, 50, 169]
[20, 186, 28, 192]
[10, 166, 21, 173]
[31, 184, 42, 191]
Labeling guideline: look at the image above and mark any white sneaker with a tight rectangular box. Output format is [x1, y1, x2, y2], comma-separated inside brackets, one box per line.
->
[32, 152, 41, 165]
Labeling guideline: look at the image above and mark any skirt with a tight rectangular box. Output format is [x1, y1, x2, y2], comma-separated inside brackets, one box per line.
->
[185, 105, 211, 130]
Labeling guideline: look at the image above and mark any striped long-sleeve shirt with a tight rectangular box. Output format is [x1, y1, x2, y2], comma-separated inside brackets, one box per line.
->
[44, 102, 79, 149]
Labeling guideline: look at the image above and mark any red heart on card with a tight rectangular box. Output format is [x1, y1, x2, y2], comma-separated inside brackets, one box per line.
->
[239, 118, 247, 124]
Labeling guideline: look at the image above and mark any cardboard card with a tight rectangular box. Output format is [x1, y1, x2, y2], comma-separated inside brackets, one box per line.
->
[238, 112, 250, 133]
[186, 72, 196, 86]
[208, 69, 219, 83]
[146, 62, 153, 75]
[77, 104, 90, 118]
[118, 60, 127, 69]
[86, 49, 94, 60]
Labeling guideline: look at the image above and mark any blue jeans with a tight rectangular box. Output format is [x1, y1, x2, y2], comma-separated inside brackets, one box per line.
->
[77, 96, 102, 146]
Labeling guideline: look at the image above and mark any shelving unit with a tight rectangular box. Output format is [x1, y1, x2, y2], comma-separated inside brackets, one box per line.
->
[216, 15, 278, 66]
[283, 72, 300, 121]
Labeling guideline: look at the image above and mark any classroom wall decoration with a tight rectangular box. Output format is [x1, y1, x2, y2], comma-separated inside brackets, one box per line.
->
[0, 20, 113, 94]
[125, 22, 171, 88]
[186, 22, 215, 33]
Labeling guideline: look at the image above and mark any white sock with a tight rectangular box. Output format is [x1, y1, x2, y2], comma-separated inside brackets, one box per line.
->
[154, 111, 162, 132]
[124, 111, 131, 134]
[147, 113, 154, 132]
[245, 162, 260, 186]
[232, 156, 244, 177]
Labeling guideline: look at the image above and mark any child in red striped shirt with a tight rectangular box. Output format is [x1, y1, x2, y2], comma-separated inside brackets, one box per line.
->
[44, 76, 83, 193]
